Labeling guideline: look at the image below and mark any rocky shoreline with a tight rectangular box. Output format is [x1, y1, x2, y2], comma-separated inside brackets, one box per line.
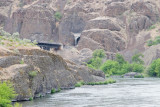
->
[0, 47, 105, 101]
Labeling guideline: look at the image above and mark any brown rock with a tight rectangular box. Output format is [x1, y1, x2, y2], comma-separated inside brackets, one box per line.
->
[77, 36, 104, 51]
[78, 29, 125, 52]
[59, 13, 85, 45]
[104, 2, 127, 17]
[5, 5, 58, 43]
[0, 48, 105, 101]
[129, 15, 152, 35]
[131, 1, 160, 22]
[85, 17, 121, 31]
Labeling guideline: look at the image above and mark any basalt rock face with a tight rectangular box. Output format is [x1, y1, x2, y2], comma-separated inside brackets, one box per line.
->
[78, 29, 125, 52]
[0, 47, 105, 101]
[1, 1, 160, 63]
[6, 6, 58, 43]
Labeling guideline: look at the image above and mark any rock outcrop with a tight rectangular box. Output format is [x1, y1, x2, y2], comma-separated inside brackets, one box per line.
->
[0, 47, 105, 101]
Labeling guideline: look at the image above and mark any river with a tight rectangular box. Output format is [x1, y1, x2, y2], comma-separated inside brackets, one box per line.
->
[21, 78, 160, 107]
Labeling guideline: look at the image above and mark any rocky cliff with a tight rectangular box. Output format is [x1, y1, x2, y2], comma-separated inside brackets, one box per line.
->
[1, 0, 160, 65]
[0, 46, 105, 101]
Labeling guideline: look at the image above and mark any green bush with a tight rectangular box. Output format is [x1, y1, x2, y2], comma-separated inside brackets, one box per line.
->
[148, 25, 156, 30]
[86, 78, 116, 85]
[57, 88, 61, 92]
[134, 75, 144, 78]
[100, 53, 144, 75]
[29, 71, 38, 78]
[147, 36, 160, 46]
[14, 103, 22, 107]
[29, 97, 33, 101]
[51, 88, 56, 94]
[75, 81, 84, 87]
[130, 63, 144, 73]
[100, 60, 119, 75]
[147, 40, 153, 46]
[132, 53, 144, 65]
[19, 60, 24, 64]
[92, 49, 106, 58]
[0, 82, 17, 107]
[55, 12, 62, 21]
[87, 57, 103, 69]
[115, 53, 126, 65]
[148, 58, 160, 77]
[87, 49, 106, 69]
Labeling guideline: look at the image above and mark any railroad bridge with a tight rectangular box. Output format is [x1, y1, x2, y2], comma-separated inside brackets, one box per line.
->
[37, 42, 62, 51]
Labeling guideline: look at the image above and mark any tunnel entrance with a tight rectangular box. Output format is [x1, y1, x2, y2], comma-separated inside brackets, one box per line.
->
[73, 33, 81, 46]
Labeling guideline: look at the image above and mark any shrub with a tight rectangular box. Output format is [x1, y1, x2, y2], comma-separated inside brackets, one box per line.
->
[54, 12, 62, 21]
[57, 88, 61, 92]
[87, 57, 103, 69]
[147, 36, 160, 46]
[100, 60, 119, 75]
[14, 103, 22, 107]
[51, 88, 56, 94]
[115, 53, 126, 65]
[100, 54, 144, 75]
[130, 63, 144, 73]
[134, 75, 144, 78]
[75, 81, 84, 87]
[120, 63, 132, 74]
[148, 58, 160, 77]
[12, 32, 20, 38]
[147, 40, 153, 46]
[29, 71, 38, 78]
[0, 82, 17, 107]
[132, 53, 144, 65]
[92, 49, 106, 58]
[86, 78, 116, 85]
[19, 60, 24, 64]
[87, 49, 106, 70]
[29, 97, 33, 101]
[148, 25, 156, 30]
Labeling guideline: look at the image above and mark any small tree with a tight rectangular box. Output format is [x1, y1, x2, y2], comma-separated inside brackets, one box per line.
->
[54, 11, 62, 21]
[87, 57, 103, 69]
[0, 82, 17, 107]
[115, 54, 126, 65]
[100, 60, 119, 75]
[92, 49, 106, 58]
[148, 59, 160, 77]
[132, 53, 144, 65]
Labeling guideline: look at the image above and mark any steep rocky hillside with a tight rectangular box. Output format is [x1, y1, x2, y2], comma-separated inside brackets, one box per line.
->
[1, 0, 160, 64]
[0, 45, 105, 101]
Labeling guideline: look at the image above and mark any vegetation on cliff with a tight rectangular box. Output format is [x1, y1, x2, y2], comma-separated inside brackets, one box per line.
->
[148, 58, 160, 77]
[0, 29, 37, 48]
[87, 49, 145, 77]
[147, 36, 160, 46]
[0, 82, 22, 107]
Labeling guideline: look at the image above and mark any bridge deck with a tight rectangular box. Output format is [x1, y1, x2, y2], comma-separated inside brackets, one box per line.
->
[37, 42, 62, 51]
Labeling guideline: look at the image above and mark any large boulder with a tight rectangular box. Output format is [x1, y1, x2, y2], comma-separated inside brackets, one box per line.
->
[77, 36, 104, 51]
[123, 72, 143, 78]
[78, 29, 125, 52]
[5, 5, 59, 42]
[131, 1, 160, 22]
[143, 44, 160, 66]
[128, 15, 152, 35]
[104, 2, 127, 17]
[85, 17, 121, 31]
